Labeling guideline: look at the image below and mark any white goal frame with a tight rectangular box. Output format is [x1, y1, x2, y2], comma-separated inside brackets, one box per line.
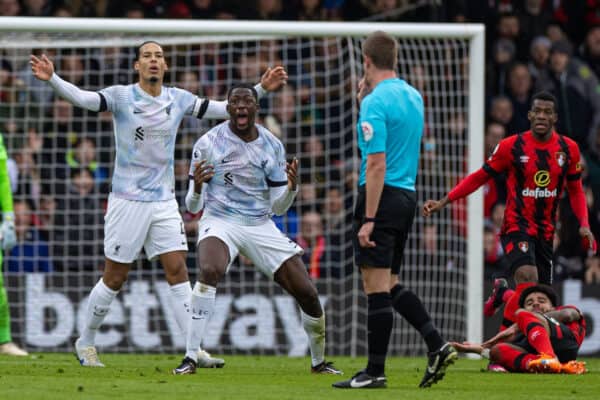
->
[0, 17, 485, 348]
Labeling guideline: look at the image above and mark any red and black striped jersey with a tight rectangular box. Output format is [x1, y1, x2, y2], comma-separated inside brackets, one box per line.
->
[483, 131, 582, 242]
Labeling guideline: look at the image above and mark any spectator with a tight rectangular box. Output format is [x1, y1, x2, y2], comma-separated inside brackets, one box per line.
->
[487, 38, 516, 96]
[62, 137, 109, 193]
[0, 0, 20, 16]
[579, 26, 600, 84]
[536, 39, 600, 148]
[6, 199, 53, 273]
[53, 168, 104, 271]
[296, 210, 340, 278]
[488, 95, 514, 132]
[506, 63, 533, 132]
[291, 0, 326, 20]
[22, 0, 52, 16]
[189, 0, 217, 18]
[517, 0, 552, 46]
[527, 35, 552, 81]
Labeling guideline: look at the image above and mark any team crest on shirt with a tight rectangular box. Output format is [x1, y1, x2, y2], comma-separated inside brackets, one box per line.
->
[518, 241, 529, 253]
[361, 121, 374, 142]
[555, 152, 566, 167]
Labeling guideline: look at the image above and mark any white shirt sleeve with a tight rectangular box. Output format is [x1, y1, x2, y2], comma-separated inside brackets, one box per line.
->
[270, 185, 298, 216]
[185, 178, 205, 213]
[48, 73, 102, 111]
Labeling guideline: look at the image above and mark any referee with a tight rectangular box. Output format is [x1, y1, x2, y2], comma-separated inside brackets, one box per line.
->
[333, 31, 457, 389]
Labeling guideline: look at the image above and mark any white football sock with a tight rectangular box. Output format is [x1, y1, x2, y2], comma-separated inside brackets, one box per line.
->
[185, 282, 216, 362]
[168, 281, 192, 336]
[79, 279, 118, 347]
[301, 310, 326, 367]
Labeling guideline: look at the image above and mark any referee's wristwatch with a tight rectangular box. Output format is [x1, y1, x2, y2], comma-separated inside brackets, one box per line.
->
[363, 216, 376, 223]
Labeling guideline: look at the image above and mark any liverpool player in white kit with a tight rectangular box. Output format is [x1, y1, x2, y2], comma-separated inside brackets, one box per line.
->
[172, 84, 342, 375]
[30, 42, 287, 367]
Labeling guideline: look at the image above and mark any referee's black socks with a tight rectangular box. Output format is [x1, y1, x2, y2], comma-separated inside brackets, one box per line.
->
[390, 284, 444, 353]
[366, 292, 393, 376]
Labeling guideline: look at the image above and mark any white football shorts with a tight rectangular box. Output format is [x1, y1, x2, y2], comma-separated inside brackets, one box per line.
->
[104, 194, 188, 263]
[196, 215, 303, 279]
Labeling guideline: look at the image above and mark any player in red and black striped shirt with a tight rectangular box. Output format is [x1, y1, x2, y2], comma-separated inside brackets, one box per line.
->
[451, 285, 586, 374]
[423, 92, 596, 329]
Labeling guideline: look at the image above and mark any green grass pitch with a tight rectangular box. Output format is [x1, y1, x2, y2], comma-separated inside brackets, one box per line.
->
[1, 353, 599, 400]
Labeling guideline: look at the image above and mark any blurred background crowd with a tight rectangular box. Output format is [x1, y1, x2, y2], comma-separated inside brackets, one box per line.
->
[1, 0, 600, 285]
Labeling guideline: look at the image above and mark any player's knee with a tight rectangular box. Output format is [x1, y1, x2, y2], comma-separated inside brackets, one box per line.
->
[298, 287, 322, 317]
[103, 274, 127, 291]
[198, 264, 224, 286]
[489, 344, 504, 363]
[164, 260, 188, 284]
[513, 265, 537, 283]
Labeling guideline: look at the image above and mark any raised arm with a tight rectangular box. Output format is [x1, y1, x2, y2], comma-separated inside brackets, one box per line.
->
[185, 160, 214, 213]
[270, 157, 299, 215]
[30, 54, 102, 112]
[196, 66, 288, 120]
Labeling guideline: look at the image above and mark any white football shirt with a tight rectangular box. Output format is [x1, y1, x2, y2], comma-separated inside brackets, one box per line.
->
[99, 84, 223, 201]
[189, 121, 288, 225]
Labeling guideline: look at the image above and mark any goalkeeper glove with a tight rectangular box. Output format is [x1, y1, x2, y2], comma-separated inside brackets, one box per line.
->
[1, 211, 17, 252]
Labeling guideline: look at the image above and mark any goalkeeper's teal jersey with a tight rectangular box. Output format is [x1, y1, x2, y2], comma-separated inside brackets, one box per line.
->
[357, 78, 424, 191]
[0, 134, 13, 213]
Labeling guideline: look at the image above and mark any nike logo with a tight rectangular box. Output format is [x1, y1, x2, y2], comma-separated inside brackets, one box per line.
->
[191, 316, 205, 320]
[221, 158, 233, 164]
[427, 356, 439, 374]
[133, 109, 143, 114]
[349, 377, 383, 388]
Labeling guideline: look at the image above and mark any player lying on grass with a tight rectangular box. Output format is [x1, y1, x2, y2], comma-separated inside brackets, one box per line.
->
[451, 285, 586, 374]
[172, 83, 342, 376]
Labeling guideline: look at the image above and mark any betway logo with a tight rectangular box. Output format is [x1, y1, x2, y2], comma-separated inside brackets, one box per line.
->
[522, 187, 557, 198]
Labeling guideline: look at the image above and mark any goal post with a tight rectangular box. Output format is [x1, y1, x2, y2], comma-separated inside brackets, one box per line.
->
[0, 17, 484, 354]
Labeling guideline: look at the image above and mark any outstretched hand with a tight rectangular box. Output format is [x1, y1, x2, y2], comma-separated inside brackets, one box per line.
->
[260, 66, 288, 92]
[30, 54, 55, 81]
[422, 197, 449, 217]
[579, 227, 597, 255]
[450, 341, 484, 355]
[286, 157, 298, 191]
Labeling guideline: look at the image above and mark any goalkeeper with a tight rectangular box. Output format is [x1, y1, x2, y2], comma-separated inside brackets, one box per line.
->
[0, 132, 27, 356]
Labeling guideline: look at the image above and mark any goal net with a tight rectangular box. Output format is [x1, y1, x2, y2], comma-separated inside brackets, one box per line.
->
[0, 19, 484, 356]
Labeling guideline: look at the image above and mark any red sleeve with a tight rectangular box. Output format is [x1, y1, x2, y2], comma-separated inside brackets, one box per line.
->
[567, 179, 589, 228]
[447, 138, 512, 202]
[448, 168, 491, 202]
[565, 143, 589, 228]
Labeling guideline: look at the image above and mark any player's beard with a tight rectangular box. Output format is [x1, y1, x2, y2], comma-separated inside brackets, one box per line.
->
[149, 76, 159, 83]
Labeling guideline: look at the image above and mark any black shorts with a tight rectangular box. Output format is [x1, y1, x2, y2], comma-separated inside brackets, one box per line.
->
[512, 317, 579, 363]
[353, 185, 416, 274]
[500, 232, 553, 284]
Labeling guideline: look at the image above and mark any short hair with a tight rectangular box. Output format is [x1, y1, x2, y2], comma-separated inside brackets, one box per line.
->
[227, 83, 258, 101]
[135, 41, 163, 60]
[531, 91, 557, 108]
[362, 31, 398, 70]
[519, 284, 559, 308]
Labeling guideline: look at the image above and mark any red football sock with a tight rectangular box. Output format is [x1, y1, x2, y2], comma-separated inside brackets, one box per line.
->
[494, 343, 537, 372]
[503, 282, 535, 325]
[516, 311, 556, 357]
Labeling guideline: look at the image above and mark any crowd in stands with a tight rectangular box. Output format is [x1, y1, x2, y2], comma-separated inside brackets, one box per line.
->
[1, 0, 600, 285]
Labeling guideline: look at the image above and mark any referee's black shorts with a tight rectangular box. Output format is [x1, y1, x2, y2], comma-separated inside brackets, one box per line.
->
[353, 185, 416, 274]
